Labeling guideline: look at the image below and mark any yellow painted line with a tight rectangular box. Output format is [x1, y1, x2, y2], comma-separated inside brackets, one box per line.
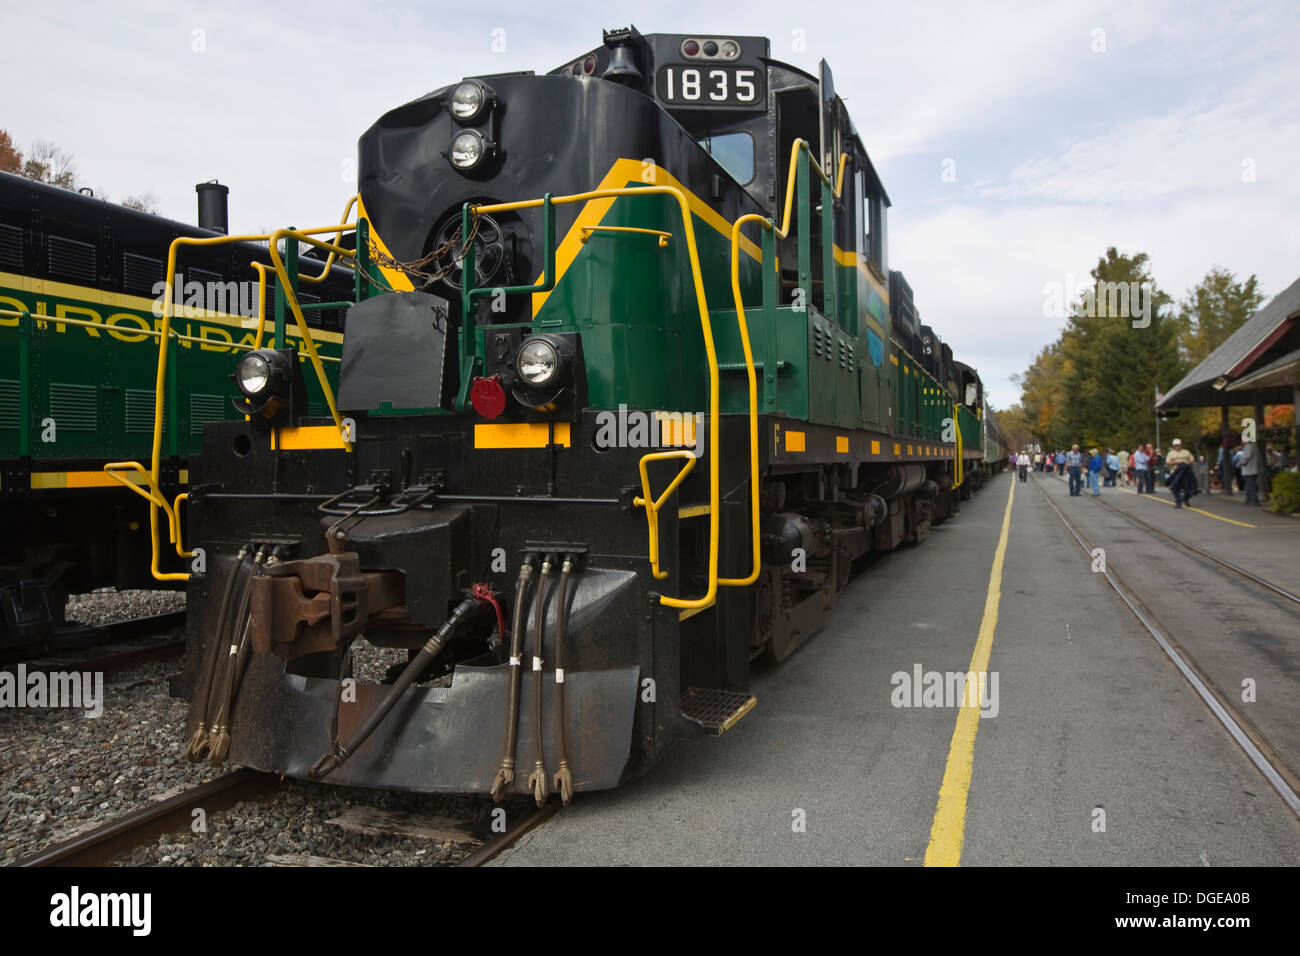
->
[473, 421, 572, 449]
[1122, 487, 1257, 528]
[924, 474, 1015, 867]
[785, 430, 805, 453]
[836, 435, 849, 454]
[678, 504, 711, 518]
[273, 424, 347, 451]
[0, 270, 344, 343]
[27, 468, 191, 490]
[528, 159, 762, 315]
[871, 440, 881, 455]
[356, 196, 415, 292]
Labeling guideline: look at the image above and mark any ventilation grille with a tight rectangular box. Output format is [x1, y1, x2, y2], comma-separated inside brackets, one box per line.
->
[189, 393, 226, 432]
[49, 383, 98, 431]
[0, 379, 19, 429]
[0, 224, 22, 271]
[48, 235, 97, 283]
[123, 252, 165, 297]
[124, 389, 156, 434]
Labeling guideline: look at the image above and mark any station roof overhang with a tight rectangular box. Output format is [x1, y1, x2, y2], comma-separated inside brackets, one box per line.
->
[1158, 275, 1300, 410]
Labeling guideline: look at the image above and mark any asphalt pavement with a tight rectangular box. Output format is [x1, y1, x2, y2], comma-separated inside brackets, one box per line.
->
[493, 470, 1300, 865]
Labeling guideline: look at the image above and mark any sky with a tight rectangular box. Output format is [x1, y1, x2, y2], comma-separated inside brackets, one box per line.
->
[3, 0, 1298, 408]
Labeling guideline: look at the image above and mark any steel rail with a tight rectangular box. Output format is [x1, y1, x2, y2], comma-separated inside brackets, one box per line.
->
[1031, 476, 1300, 818]
[17, 769, 281, 867]
[456, 802, 562, 867]
[1084, 485, 1300, 606]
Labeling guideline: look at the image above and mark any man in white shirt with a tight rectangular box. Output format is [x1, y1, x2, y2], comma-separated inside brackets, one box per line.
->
[1016, 450, 1030, 482]
[1065, 444, 1083, 496]
[1132, 445, 1150, 494]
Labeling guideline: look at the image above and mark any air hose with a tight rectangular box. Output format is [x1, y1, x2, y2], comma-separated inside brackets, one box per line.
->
[310, 591, 485, 778]
[490, 555, 536, 801]
[185, 546, 250, 761]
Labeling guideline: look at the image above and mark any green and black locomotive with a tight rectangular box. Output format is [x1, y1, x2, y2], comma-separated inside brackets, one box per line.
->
[175, 27, 1008, 801]
[0, 173, 351, 654]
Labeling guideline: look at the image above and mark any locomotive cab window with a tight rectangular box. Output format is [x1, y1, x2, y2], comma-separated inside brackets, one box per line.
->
[863, 182, 887, 277]
[697, 131, 754, 185]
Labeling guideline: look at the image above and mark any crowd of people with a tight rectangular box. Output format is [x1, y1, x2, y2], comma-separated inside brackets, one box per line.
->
[1012, 438, 1290, 509]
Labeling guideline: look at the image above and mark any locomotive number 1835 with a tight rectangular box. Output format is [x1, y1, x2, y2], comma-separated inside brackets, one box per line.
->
[654, 64, 764, 108]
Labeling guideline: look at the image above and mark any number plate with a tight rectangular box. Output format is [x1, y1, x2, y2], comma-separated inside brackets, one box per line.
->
[654, 64, 765, 108]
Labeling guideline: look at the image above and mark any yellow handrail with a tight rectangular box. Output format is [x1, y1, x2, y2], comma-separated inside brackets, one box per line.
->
[266, 227, 354, 444]
[251, 261, 272, 350]
[632, 451, 697, 580]
[717, 141, 851, 589]
[474, 184, 721, 610]
[103, 461, 190, 558]
[580, 225, 671, 247]
[953, 405, 964, 488]
[718, 212, 766, 589]
[297, 194, 359, 284]
[131, 219, 356, 582]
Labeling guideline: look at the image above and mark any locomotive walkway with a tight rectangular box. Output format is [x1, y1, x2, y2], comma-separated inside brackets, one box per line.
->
[494, 471, 1300, 866]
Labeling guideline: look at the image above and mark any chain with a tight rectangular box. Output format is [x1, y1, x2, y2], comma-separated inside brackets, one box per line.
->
[360, 215, 483, 290]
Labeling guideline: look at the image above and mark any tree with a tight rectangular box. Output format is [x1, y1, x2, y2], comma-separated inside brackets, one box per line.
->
[1055, 249, 1184, 450]
[0, 129, 21, 174]
[1178, 266, 1264, 367]
[1010, 343, 1070, 449]
[20, 140, 78, 189]
[121, 194, 158, 214]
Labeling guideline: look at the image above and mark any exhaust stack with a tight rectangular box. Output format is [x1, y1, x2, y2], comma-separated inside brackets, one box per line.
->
[196, 180, 229, 234]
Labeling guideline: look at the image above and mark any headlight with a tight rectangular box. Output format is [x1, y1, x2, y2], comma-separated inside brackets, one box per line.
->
[449, 81, 487, 120]
[517, 339, 558, 386]
[450, 130, 487, 169]
[236, 353, 271, 395]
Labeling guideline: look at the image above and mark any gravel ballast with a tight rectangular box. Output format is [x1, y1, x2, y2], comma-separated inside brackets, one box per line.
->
[3, 592, 529, 866]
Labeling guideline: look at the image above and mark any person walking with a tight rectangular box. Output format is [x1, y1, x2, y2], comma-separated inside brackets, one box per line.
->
[1055, 450, 1066, 475]
[1087, 448, 1103, 496]
[1117, 448, 1131, 486]
[1104, 448, 1120, 487]
[1165, 438, 1197, 507]
[1241, 439, 1262, 505]
[1132, 444, 1149, 493]
[1066, 444, 1083, 496]
[1145, 444, 1158, 493]
[1017, 449, 1030, 482]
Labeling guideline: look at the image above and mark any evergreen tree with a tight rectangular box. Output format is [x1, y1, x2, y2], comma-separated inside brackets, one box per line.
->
[1055, 248, 1183, 450]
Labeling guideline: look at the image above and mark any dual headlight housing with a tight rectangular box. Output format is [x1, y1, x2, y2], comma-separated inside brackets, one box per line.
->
[446, 80, 496, 172]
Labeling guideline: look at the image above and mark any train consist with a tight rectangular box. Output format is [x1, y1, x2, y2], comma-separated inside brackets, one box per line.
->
[0, 173, 351, 656]
[160, 27, 1008, 801]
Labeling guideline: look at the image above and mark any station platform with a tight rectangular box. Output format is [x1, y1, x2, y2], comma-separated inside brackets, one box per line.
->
[1040, 468, 1299, 594]
[492, 471, 1300, 866]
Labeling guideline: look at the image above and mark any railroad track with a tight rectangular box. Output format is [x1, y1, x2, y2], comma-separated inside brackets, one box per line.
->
[16, 764, 561, 867]
[16, 769, 282, 867]
[1031, 476, 1300, 819]
[1082, 488, 1300, 606]
[5, 611, 186, 673]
